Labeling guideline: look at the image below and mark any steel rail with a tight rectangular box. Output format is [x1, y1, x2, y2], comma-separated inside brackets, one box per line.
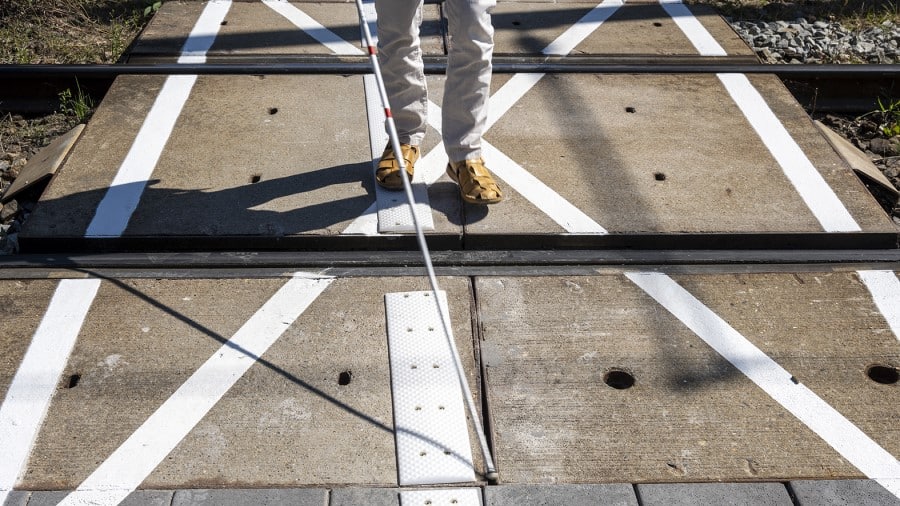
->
[2, 61, 899, 77]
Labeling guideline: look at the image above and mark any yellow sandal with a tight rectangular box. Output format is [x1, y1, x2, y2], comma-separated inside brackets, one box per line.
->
[446, 158, 503, 205]
[375, 143, 419, 190]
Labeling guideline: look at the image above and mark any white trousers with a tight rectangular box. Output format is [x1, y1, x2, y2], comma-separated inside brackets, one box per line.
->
[375, 0, 495, 162]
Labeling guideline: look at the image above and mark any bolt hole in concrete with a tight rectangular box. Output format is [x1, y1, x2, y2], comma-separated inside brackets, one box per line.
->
[338, 370, 352, 386]
[250, 174, 261, 184]
[867, 364, 899, 385]
[512, 20, 521, 26]
[67, 373, 81, 388]
[654, 172, 667, 181]
[604, 369, 635, 389]
[625, 106, 637, 113]
[268, 107, 278, 115]
[653, 21, 663, 27]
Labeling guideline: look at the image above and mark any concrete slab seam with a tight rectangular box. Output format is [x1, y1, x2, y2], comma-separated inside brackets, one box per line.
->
[858, 270, 900, 341]
[84, 0, 231, 238]
[58, 274, 334, 506]
[400, 488, 481, 506]
[625, 272, 900, 500]
[661, 0, 861, 232]
[0, 279, 102, 506]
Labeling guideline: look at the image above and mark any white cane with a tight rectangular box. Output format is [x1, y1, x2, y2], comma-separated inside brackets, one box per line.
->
[354, 0, 499, 484]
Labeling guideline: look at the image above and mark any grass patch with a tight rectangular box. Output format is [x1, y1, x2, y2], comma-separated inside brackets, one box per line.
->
[0, 0, 155, 64]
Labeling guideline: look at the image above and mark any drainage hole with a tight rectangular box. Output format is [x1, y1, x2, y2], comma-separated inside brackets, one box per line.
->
[249, 174, 261, 184]
[338, 370, 352, 386]
[625, 106, 637, 113]
[268, 107, 279, 115]
[867, 364, 899, 385]
[604, 369, 635, 389]
[512, 20, 521, 26]
[67, 373, 81, 389]
[654, 172, 667, 181]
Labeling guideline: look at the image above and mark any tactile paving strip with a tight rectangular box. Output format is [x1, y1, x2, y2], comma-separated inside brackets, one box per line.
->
[400, 488, 482, 506]
[385, 291, 475, 486]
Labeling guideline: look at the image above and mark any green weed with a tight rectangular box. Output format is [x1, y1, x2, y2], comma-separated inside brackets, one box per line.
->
[58, 80, 95, 123]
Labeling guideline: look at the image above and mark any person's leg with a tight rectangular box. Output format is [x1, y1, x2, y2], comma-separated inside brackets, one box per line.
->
[375, 0, 428, 146]
[442, 0, 503, 204]
[442, 0, 495, 162]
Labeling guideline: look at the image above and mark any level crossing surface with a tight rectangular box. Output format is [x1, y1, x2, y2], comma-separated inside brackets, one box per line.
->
[2, 0, 900, 505]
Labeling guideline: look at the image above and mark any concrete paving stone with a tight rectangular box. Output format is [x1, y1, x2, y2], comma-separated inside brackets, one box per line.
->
[172, 488, 327, 505]
[0, 280, 62, 403]
[477, 72, 894, 245]
[637, 483, 793, 505]
[20, 276, 479, 489]
[2, 492, 28, 506]
[484, 484, 638, 506]
[491, 3, 753, 57]
[477, 272, 900, 483]
[26, 490, 174, 506]
[329, 487, 400, 506]
[791, 480, 900, 506]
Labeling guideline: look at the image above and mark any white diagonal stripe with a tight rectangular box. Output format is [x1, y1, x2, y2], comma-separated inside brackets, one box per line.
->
[542, 0, 624, 55]
[483, 142, 607, 233]
[85, 0, 231, 237]
[262, 0, 364, 55]
[626, 272, 900, 500]
[0, 279, 102, 506]
[662, 0, 860, 232]
[59, 274, 333, 506]
[858, 270, 900, 340]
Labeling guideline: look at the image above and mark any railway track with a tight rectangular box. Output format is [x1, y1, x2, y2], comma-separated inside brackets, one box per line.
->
[1, 1, 899, 505]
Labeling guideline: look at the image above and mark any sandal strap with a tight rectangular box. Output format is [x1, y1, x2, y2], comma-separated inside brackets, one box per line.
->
[448, 158, 503, 203]
[376, 144, 419, 187]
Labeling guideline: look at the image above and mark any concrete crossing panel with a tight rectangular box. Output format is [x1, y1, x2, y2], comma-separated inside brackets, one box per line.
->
[0, 281, 59, 403]
[477, 272, 900, 484]
[17, 276, 477, 490]
[491, 2, 754, 57]
[475, 72, 894, 245]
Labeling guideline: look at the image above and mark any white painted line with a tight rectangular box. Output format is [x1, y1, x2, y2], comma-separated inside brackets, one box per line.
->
[542, 0, 624, 56]
[662, 0, 861, 232]
[626, 272, 900, 499]
[85, 1, 230, 237]
[401, 488, 482, 506]
[178, 0, 232, 64]
[0, 279, 102, 505]
[386, 291, 475, 485]
[659, 0, 727, 57]
[717, 73, 861, 232]
[483, 142, 607, 234]
[59, 274, 333, 506]
[85, 74, 198, 237]
[263, 0, 364, 56]
[858, 270, 900, 340]
[486, 73, 544, 131]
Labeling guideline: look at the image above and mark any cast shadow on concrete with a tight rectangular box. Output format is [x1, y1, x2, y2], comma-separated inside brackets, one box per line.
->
[28, 157, 478, 240]
[70, 268, 484, 478]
